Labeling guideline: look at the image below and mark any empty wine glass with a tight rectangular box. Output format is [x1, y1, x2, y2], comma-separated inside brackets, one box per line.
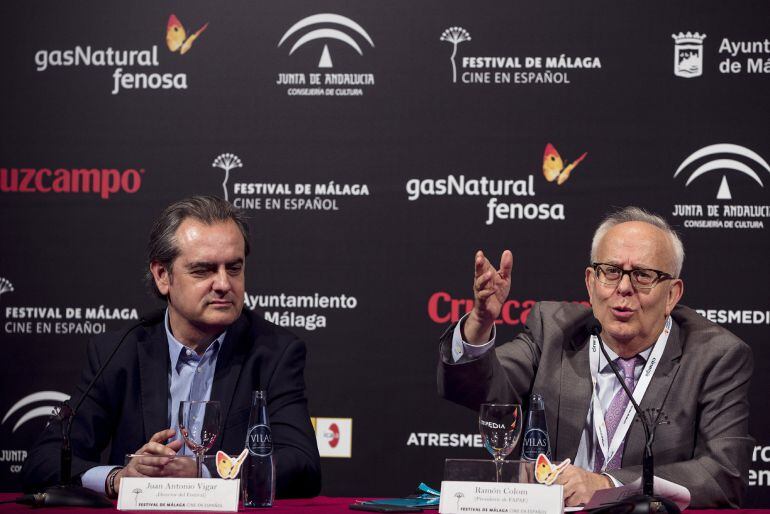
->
[479, 403, 522, 482]
[178, 400, 221, 478]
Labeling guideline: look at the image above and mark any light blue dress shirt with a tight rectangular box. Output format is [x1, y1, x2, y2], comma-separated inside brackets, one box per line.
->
[81, 309, 226, 494]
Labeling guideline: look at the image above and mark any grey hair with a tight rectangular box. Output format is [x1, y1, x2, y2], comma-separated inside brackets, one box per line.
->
[145, 195, 250, 298]
[590, 206, 684, 278]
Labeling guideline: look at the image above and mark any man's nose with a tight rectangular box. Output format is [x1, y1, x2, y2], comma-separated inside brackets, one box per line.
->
[615, 272, 634, 295]
[212, 268, 232, 292]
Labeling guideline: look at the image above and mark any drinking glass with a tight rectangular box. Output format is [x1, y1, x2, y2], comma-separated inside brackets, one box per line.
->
[479, 403, 522, 482]
[178, 400, 221, 478]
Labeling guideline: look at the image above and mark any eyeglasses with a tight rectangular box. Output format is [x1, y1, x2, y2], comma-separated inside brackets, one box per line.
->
[591, 263, 674, 290]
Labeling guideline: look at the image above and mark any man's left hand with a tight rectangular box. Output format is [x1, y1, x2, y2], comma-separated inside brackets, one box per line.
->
[555, 465, 613, 507]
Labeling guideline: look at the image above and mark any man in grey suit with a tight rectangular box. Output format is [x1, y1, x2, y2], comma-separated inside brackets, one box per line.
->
[439, 207, 752, 508]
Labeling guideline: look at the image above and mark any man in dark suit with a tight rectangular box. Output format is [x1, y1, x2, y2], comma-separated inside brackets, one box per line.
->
[439, 207, 752, 508]
[22, 195, 321, 498]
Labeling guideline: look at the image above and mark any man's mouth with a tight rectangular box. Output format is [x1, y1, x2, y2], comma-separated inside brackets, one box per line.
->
[610, 306, 635, 320]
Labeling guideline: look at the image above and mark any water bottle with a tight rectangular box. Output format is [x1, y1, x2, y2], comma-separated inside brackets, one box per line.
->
[242, 391, 275, 507]
[521, 393, 551, 461]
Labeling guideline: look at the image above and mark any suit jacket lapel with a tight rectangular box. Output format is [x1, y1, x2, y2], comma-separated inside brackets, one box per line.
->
[557, 334, 592, 461]
[622, 320, 683, 465]
[210, 312, 251, 451]
[138, 324, 171, 440]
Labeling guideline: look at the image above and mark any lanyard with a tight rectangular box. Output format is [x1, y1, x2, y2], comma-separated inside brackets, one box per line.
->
[589, 316, 672, 470]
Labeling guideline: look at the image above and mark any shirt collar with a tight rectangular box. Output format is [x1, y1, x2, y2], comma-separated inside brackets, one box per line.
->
[164, 309, 227, 374]
[598, 343, 654, 373]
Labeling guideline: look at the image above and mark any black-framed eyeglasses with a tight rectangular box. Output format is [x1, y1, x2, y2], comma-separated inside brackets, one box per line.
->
[591, 262, 674, 290]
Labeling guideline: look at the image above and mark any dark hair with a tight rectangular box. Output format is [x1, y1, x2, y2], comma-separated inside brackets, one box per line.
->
[145, 196, 250, 298]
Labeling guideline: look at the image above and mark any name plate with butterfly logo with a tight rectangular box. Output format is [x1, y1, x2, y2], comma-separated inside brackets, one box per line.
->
[117, 477, 239, 512]
[117, 451, 248, 511]
[439, 481, 563, 514]
[439, 457, 565, 514]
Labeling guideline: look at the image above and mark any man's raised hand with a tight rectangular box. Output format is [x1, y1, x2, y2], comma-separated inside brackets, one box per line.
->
[463, 250, 513, 344]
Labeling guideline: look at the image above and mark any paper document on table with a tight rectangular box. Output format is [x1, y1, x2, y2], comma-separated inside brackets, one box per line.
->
[582, 476, 690, 511]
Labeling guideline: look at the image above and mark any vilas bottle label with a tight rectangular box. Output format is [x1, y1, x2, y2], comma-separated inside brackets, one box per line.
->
[247, 424, 273, 456]
[522, 428, 550, 460]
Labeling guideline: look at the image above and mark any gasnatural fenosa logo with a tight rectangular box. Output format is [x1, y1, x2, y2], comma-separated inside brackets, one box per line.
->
[33, 14, 209, 95]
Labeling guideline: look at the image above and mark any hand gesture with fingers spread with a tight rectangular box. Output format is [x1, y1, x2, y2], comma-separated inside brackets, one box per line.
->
[464, 250, 513, 344]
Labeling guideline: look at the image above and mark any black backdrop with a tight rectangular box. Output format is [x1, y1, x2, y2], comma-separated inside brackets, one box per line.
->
[2, 0, 770, 505]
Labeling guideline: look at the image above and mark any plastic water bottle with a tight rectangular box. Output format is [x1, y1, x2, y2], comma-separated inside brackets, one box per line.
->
[242, 391, 275, 507]
[522, 393, 552, 461]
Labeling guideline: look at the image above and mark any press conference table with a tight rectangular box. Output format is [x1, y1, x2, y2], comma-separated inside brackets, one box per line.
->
[1, 494, 769, 514]
[2, 494, 358, 513]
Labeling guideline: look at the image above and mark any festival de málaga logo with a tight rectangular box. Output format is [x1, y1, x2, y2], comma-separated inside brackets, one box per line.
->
[33, 13, 208, 95]
[212, 153, 243, 202]
[440, 27, 471, 83]
[439, 25, 602, 86]
[0, 278, 13, 301]
[216, 152, 371, 213]
[671, 143, 770, 230]
[2, 278, 140, 336]
[276, 13, 375, 97]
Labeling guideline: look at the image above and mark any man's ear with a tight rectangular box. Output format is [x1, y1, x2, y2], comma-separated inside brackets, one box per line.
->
[665, 279, 684, 317]
[584, 267, 595, 305]
[150, 261, 171, 296]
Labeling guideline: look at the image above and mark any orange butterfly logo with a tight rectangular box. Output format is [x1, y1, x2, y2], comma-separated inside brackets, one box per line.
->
[542, 143, 587, 185]
[534, 454, 570, 485]
[166, 14, 209, 55]
[215, 449, 248, 479]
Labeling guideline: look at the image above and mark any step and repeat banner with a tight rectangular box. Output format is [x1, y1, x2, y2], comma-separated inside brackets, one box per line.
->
[1, 0, 770, 505]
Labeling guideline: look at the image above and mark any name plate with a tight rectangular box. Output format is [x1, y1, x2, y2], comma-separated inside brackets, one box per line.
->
[439, 481, 563, 514]
[117, 477, 240, 512]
